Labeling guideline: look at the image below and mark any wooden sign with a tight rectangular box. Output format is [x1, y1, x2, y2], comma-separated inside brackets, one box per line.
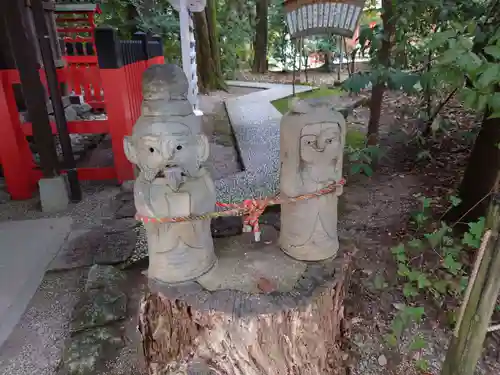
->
[284, 0, 366, 38]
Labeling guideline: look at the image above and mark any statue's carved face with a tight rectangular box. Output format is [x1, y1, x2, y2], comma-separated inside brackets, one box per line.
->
[300, 122, 342, 167]
[124, 122, 208, 189]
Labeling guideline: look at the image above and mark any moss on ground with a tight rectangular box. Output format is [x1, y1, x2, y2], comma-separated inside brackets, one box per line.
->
[271, 87, 342, 114]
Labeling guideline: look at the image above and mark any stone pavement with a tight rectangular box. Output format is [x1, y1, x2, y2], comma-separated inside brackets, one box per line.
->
[216, 81, 313, 202]
[0, 217, 72, 348]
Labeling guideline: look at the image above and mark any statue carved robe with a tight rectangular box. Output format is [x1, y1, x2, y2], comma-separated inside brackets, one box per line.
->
[279, 100, 346, 261]
[124, 64, 216, 283]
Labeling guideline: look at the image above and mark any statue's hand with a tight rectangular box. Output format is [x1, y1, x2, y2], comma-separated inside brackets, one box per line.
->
[335, 185, 343, 196]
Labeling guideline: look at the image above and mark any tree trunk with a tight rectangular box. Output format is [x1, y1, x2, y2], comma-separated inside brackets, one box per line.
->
[193, 0, 226, 93]
[138, 233, 356, 375]
[126, 3, 139, 35]
[252, 0, 268, 73]
[447, 112, 500, 222]
[366, 0, 394, 145]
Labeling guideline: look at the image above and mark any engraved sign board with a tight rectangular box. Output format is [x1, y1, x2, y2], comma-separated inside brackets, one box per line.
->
[284, 0, 366, 38]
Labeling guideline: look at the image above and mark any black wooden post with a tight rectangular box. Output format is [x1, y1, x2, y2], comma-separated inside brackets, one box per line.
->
[95, 26, 123, 69]
[152, 34, 163, 57]
[133, 31, 150, 61]
[3, 0, 59, 178]
[31, 0, 81, 202]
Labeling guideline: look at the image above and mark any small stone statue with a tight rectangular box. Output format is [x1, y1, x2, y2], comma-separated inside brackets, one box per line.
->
[279, 99, 346, 261]
[124, 64, 216, 283]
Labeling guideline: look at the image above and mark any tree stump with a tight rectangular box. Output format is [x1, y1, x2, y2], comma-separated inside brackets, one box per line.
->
[138, 226, 355, 375]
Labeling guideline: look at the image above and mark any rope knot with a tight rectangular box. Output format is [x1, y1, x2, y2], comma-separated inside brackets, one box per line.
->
[241, 198, 270, 242]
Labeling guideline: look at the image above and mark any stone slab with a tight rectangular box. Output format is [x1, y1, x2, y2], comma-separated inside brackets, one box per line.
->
[38, 176, 70, 213]
[0, 217, 72, 348]
[197, 226, 306, 293]
[47, 228, 137, 271]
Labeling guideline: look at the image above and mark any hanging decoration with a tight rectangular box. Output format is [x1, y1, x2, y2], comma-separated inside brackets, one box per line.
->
[284, 0, 366, 39]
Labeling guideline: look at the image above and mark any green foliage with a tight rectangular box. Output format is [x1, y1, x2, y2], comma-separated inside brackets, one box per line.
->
[385, 192, 487, 371]
[346, 144, 383, 177]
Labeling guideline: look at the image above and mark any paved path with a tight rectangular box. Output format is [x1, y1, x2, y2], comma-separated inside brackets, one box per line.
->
[0, 217, 72, 348]
[215, 81, 313, 202]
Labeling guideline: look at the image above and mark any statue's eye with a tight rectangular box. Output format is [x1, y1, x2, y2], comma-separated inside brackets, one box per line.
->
[326, 139, 333, 144]
[176, 145, 183, 151]
[149, 147, 155, 153]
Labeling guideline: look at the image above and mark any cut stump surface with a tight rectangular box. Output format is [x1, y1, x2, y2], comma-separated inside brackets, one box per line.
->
[138, 228, 355, 375]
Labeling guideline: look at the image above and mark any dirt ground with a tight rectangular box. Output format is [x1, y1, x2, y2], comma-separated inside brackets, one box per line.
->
[334, 92, 500, 375]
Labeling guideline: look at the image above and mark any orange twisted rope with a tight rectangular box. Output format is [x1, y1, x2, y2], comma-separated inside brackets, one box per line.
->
[135, 178, 346, 242]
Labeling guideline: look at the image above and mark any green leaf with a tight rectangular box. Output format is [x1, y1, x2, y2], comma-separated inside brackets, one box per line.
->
[391, 316, 405, 337]
[449, 195, 462, 207]
[488, 92, 500, 110]
[408, 238, 424, 249]
[425, 222, 450, 248]
[477, 94, 489, 111]
[468, 217, 485, 237]
[462, 232, 480, 248]
[408, 270, 421, 282]
[419, 196, 433, 209]
[462, 87, 478, 109]
[433, 279, 449, 294]
[476, 63, 500, 89]
[403, 283, 419, 298]
[443, 254, 462, 275]
[391, 243, 405, 255]
[409, 334, 427, 351]
[361, 164, 373, 177]
[417, 273, 432, 289]
[439, 49, 462, 65]
[350, 164, 362, 175]
[398, 263, 410, 277]
[484, 45, 500, 60]
[489, 112, 500, 119]
[384, 334, 398, 348]
[343, 72, 372, 93]
[428, 29, 457, 49]
[405, 306, 425, 321]
[414, 358, 429, 372]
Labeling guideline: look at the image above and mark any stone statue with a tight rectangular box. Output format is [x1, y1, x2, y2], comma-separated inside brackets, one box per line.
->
[123, 64, 216, 283]
[279, 99, 346, 261]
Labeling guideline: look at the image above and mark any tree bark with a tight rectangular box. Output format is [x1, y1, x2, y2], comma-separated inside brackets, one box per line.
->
[447, 112, 500, 222]
[366, 0, 394, 145]
[193, 0, 226, 93]
[252, 0, 268, 74]
[138, 251, 355, 375]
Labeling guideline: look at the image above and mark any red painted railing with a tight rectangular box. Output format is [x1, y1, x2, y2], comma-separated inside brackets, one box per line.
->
[0, 27, 165, 200]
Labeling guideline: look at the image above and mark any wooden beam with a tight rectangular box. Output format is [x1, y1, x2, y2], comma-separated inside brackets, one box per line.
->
[3, 0, 59, 177]
[31, 0, 81, 201]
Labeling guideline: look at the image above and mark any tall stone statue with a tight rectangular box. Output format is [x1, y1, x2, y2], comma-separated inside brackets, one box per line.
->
[279, 99, 346, 261]
[124, 64, 216, 283]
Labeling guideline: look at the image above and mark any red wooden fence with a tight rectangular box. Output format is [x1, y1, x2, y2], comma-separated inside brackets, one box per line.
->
[0, 27, 165, 200]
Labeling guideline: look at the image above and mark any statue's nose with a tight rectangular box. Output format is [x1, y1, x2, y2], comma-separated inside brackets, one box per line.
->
[161, 142, 175, 160]
[315, 138, 326, 151]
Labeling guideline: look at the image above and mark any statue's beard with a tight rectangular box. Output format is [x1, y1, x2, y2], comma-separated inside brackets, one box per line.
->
[142, 166, 186, 191]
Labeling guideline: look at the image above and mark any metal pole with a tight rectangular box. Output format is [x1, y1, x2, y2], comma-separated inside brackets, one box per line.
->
[292, 38, 296, 96]
[338, 35, 343, 81]
[31, 0, 81, 202]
